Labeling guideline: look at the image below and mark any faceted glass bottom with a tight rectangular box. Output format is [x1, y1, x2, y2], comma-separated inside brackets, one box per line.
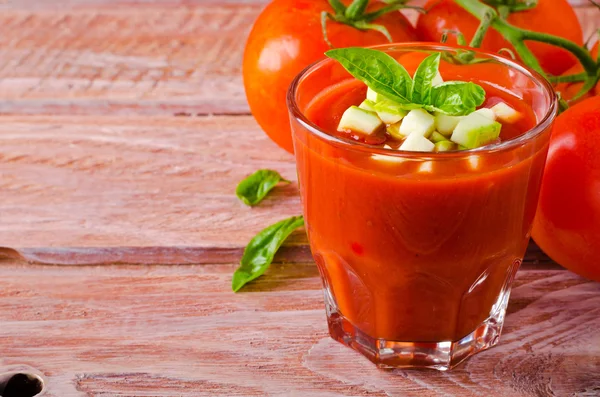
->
[322, 269, 515, 371]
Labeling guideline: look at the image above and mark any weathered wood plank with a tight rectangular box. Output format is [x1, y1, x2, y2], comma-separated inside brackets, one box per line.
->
[0, 3, 595, 116]
[0, 115, 562, 269]
[0, 0, 269, 8]
[0, 263, 597, 396]
[0, 115, 299, 249]
[0, 4, 258, 115]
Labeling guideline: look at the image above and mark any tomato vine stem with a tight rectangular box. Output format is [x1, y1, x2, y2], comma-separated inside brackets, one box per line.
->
[548, 72, 587, 84]
[321, 0, 421, 48]
[454, 0, 599, 99]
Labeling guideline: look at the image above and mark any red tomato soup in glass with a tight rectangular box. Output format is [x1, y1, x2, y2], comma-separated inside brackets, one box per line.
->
[288, 45, 556, 370]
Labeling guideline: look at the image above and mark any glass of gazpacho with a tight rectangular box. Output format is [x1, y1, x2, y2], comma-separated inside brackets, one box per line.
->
[287, 44, 557, 370]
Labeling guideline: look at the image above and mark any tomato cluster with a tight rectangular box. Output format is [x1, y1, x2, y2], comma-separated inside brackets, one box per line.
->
[243, 0, 417, 153]
[242, 0, 600, 282]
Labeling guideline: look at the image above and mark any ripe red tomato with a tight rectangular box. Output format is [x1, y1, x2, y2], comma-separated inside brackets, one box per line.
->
[243, 0, 417, 153]
[415, 0, 583, 76]
[532, 96, 600, 282]
[554, 44, 599, 103]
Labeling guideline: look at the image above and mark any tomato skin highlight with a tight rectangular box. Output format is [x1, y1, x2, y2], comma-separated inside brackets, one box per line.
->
[532, 96, 600, 282]
[243, 0, 417, 154]
[415, 0, 583, 76]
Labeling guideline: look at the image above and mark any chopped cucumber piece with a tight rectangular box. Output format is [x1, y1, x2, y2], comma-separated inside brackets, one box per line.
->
[399, 109, 436, 138]
[338, 106, 383, 135]
[387, 122, 406, 140]
[400, 133, 435, 152]
[432, 72, 444, 87]
[434, 140, 457, 152]
[491, 102, 522, 123]
[458, 145, 469, 151]
[373, 99, 408, 124]
[430, 131, 449, 143]
[359, 100, 377, 112]
[450, 112, 501, 149]
[474, 108, 496, 120]
[366, 87, 384, 102]
[434, 112, 463, 136]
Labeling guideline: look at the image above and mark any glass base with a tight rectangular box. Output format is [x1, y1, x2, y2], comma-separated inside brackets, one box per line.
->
[327, 311, 502, 371]
[319, 256, 520, 370]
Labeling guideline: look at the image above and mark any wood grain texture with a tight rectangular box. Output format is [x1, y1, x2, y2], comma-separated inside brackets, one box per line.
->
[0, 1, 596, 116]
[0, 115, 299, 249]
[0, 3, 258, 115]
[0, 263, 598, 397]
[0, 115, 563, 269]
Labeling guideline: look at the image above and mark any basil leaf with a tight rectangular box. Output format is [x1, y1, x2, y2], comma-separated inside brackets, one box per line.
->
[232, 216, 305, 292]
[411, 53, 441, 105]
[430, 82, 486, 116]
[236, 169, 290, 206]
[326, 47, 412, 103]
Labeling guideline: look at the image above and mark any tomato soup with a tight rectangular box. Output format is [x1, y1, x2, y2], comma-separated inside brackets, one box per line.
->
[288, 45, 556, 369]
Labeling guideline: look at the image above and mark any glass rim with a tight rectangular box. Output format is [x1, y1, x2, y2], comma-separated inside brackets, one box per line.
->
[286, 43, 558, 159]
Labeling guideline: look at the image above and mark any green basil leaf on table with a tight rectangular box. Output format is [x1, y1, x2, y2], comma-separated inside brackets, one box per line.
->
[325, 47, 413, 103]
[411, 53, 441, 105]
[232, 216, 305, 292]
[430, 81, 486, 116]
[236, 169, 290, 206]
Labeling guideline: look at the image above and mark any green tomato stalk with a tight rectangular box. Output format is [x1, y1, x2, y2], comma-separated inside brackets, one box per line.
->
[454, 0, 600, 100]
[321, 0, 423, 47]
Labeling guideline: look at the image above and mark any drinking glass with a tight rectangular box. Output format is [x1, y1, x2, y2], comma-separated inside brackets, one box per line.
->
[287, 44, 557, 370]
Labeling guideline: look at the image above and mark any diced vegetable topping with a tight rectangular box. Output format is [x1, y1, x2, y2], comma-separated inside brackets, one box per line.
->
[430, 131, 449, 143]
[450, 112, 501, 149]
[329, 48, 514, 156]
[387, 122, 405, 140]
[400, 133, 435, 152]
[366, 87, 384, 102]
[359, 99, 377, 112]
[338, 106, 383, 135]
[432, 72, 444, 87]
[491, 102, 522, 123]
[434, 112, 463, 136]
[474, 108, 496, 120]
[434, 140, 457, 152]
[400, 109, 436, 138]
[373, 100, 408, 124]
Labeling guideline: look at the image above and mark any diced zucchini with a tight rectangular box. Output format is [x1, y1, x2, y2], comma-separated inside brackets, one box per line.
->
[367, 87, 384, 102]
[373, 100, 408, 124]
[359, 100, 377, 112]
[387, 122, 406, 140]
[432, 72, 444, 87]
[434, 112, 463, 136]
[450, 112, 502, 149]
[400, 133, 435, 152]
[474, 108, 496, 120]
[338, 106, 383, 135]
[430, 131, 449, 143]
[434, 140, 457, 152]
[399, 108, 436, 138]
[491, 102, 522, 123]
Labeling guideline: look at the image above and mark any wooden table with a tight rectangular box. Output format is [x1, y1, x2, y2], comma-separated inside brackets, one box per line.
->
[0, 1, 598, 396]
